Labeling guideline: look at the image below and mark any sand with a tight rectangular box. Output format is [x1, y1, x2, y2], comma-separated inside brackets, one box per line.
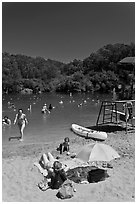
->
[2, 129, 135, 202]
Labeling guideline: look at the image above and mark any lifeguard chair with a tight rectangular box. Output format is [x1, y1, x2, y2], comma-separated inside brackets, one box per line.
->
[96, 100, 135, 133]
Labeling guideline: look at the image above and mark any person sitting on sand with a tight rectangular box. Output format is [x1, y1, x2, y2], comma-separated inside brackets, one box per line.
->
[38, 158, 68, 191]
[49, 161, 67, 189]
[57, 137, 70, 154]
[13, 109, 28, 141]
[2, 116, 11, 126]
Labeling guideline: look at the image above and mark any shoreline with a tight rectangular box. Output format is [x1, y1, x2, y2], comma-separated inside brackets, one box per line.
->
[2, 130, 135, 201]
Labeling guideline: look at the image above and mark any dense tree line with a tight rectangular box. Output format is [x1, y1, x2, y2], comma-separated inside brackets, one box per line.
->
[2, 43, 135, 96]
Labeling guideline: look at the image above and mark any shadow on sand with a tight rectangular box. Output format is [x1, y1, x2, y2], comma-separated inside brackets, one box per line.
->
[9, 136, 21, 141]
[67, 166, 109, 183]
[87, 124, 126, 133]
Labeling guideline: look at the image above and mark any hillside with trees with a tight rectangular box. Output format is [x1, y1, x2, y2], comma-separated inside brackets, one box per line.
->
[2, 43, 135, 96]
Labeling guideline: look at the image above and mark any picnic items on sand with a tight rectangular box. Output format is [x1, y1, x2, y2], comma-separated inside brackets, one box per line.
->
[38, 179, 49, 191]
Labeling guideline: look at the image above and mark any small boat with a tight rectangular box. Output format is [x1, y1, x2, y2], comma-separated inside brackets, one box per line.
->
[71, 124, 107, 140]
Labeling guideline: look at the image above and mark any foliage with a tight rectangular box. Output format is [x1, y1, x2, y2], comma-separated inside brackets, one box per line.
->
[2, 43, 135, 94]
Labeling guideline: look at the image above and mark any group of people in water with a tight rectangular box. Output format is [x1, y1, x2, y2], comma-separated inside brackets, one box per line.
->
[3, 102, 54, 142]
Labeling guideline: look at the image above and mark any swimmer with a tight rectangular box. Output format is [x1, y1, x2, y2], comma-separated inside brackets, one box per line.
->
[48, 104, 53, 111]
[2, 116, 11, 126]
[42, 104, 50, 114]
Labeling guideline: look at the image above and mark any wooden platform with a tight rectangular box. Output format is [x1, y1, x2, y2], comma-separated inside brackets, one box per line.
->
[96, 100, 135, 133]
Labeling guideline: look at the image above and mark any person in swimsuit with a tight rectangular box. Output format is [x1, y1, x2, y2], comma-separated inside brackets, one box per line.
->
[13, 109, 28, 141]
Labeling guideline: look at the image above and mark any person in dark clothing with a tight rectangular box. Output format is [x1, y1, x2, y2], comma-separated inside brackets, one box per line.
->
[50, 161, 67, 189]
[57, 137, 70, 154]
[63, 137, 70, 152]
[48, 104, 53, 111]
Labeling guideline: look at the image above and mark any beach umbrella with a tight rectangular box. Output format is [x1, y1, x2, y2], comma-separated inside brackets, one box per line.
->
[118, 57, 135, 99]
[77, 143, 120, 162]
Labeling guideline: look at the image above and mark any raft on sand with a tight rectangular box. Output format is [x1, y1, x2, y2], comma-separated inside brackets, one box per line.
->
[71, 124, 107, 141]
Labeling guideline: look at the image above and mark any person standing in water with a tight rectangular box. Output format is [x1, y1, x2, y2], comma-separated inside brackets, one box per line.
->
[13, 109, 28, 141]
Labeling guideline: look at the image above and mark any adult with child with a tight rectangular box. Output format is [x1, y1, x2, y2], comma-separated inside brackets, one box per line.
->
[41, 103, 50, 114]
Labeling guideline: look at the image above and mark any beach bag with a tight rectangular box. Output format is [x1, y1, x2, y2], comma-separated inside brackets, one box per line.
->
[56, 179, 74, 199]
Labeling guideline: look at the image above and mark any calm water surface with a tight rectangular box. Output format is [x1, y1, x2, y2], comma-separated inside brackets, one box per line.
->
[2, 92, 112, 145]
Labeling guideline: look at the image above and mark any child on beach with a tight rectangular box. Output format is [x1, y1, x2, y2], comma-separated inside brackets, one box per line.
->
[57, 137, 70, 155]
[13, 109, 28, 141]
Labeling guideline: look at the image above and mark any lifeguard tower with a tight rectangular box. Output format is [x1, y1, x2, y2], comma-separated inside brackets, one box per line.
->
[96, 57, 135, 133]
[96, 100, 135, 133]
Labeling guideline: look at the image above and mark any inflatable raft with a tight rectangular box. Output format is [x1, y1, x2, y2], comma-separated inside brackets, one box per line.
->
[71, 124, 107, 140]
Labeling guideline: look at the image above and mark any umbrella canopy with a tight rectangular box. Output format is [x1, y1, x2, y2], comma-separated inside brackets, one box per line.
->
[119, 57, 135, 65]
[77, 143, 120, 162]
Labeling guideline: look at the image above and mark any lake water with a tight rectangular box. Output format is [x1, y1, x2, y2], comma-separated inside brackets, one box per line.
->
[2, 92, 112, 145]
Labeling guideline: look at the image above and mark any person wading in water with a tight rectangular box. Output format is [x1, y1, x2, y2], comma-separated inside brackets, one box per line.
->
[14, 109, 28, 141]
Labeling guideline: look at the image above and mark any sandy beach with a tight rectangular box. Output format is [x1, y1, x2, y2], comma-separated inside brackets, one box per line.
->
[2, 128, 135, 202]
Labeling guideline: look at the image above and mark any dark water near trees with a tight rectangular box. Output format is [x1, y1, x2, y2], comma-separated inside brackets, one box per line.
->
[2, 92, 112, 145]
